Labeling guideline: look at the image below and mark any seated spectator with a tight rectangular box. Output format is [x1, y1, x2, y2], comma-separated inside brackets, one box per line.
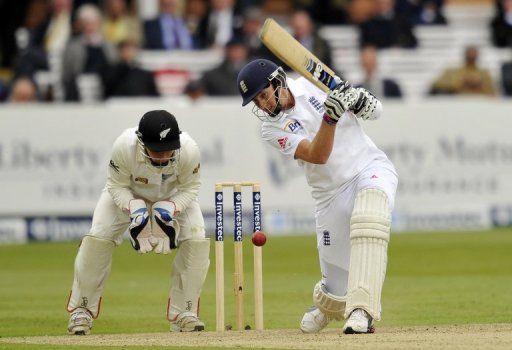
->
[200, 36, 248, 95]
[357, 45, 402, 98]
[415, 0, 447, 25]
[204, 0, 240, 48]
[8, 77, 39, 103]
[102, 0, 141, 45]
[184, 0, 209, 49]
[290, 9, 332, 68]
[102, 40, 159, 98]
[501, 59, 512, 95]
[239, 7, 277, 61]
[491, 0, 512, 48]
[143, 0, 193, 50]
[430, 45, 497, 96]
[183, 79, 205, 101]
[61, 4, 117, 101]
[359, 0, 417, 49]
[32, 0, 72, 54]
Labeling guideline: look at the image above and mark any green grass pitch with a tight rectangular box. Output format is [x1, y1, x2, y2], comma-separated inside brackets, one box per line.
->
[1, 229, 511, 341]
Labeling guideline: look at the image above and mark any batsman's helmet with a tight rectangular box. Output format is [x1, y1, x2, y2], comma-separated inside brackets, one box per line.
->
[137, 110, 181, 151]
[237, 59, 281, 106]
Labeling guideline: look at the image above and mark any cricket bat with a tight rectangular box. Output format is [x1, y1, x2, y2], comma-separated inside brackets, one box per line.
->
[259, 18, 340, 93]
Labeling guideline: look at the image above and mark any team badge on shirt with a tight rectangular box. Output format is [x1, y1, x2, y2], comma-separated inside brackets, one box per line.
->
[277, 137, 289, 150]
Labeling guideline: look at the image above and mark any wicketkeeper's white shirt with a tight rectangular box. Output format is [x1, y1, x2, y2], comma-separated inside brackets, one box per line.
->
[105, 128, 202, 213]
[261, 77, 394, 208]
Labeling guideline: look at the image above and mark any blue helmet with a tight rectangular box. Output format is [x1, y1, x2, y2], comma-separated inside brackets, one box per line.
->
[237, 59, 280, 106]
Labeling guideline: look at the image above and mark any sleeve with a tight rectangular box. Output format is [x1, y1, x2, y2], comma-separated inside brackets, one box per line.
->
[105, 137, 135, 212]
[262, 125, 306, 160]
[170, 140, 202, 212]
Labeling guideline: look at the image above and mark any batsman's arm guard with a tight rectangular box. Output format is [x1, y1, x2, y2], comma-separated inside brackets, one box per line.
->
[344, 188, 391, 320]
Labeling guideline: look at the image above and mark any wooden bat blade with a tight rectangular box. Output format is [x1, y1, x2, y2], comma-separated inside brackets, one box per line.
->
[259, 18, 339, 92]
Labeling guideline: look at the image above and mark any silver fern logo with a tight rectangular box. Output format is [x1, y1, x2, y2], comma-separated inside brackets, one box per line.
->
[159, 128, 171, 140]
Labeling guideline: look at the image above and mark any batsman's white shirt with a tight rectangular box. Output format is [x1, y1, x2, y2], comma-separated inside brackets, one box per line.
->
[261, 77, 398, 296]
[90, 128, 205, 244]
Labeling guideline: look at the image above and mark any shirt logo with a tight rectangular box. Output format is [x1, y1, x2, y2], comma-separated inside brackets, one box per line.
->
[135, 177, 149, 184]
[285, 120, 302, 133]
[192, 163, 200, 174]
[160, 128, 171, 140]
[240, 80, 248, 93]
[308, 96, 324, 113]
[277, 137, 288, 150]
[109, 160, 120, 173]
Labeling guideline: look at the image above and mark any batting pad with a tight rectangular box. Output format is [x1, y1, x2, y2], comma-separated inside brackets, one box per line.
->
[167, 239, 210, 321]
[313, 281, 347, 320]
[344, 188, 391, 321]
[67, 235, 115, 318]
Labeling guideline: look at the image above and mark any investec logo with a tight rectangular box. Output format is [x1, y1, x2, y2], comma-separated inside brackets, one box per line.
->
[253, 192, 261, 231]
[234, 192, 242, 241]
[215, 192, 223, 241]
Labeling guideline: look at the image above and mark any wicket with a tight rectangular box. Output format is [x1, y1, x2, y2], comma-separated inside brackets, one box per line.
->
[215, 182, 263, 331]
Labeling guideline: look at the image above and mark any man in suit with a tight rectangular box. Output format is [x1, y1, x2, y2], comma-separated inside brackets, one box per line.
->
[143, 0, 192, 50]
[357, 45, 402, 98]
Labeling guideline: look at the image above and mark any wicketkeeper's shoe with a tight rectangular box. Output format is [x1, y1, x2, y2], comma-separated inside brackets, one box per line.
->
[342, 308, 375, 334]
[67, 308, 93, 335]
[170, 312, 205, 332]
[300, 306, 332, 333]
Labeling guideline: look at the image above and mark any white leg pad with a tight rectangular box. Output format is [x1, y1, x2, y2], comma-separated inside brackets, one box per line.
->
[344, 188, 391, 321]
[167, 239, 210, 321]
[67, 235, 115, 318]
[313, 281, 347, 320]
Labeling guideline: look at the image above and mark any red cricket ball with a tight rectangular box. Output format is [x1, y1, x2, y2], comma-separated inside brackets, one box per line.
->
[251, 230, 267, 247]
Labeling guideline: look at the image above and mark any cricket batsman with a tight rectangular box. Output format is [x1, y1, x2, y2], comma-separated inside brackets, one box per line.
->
[66, 110, 209, 334]
[237, 59, 398, 334]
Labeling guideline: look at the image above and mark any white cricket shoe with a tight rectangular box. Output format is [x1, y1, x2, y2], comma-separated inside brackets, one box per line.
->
[170, 312, 205, 332]
[343, 308, 375, 334]
[67, 309, 93, 335]
[300, 306, 332, 333]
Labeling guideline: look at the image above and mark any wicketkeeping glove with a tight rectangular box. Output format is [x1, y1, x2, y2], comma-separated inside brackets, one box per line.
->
[323, 81, 358, 125]
[150, 201, 178, 254]
[128, 199, 153, 253]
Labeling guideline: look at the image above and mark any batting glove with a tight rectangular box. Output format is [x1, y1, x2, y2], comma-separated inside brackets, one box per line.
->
[323, 82, 358, 125]
[350, 88, 382, 120]
[150, 201, 178, 254]
[128, 199, 153, 253]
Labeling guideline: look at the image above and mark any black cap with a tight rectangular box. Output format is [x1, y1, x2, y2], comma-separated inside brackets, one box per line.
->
[137, 110, 181, 151]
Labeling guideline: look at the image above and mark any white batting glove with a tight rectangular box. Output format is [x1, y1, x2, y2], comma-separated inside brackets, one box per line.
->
[323, 82, 358, 125]
[128, 199, 153, 253]
[150, 201, 178, 254]
[350, 88, 382, 120]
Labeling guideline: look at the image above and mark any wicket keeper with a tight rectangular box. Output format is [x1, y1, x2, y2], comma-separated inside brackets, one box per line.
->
[66, 110, 209, 334]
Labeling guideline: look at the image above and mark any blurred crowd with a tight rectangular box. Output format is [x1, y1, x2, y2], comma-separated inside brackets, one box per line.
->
[0, 0, 511, 103]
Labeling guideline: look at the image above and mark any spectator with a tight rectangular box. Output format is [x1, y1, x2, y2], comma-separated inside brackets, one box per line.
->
[8, 77, 38, 103]
[239, 7, 276, 61]
[299, 0, 350, 25]
[184, 79, 205, 101]
[205, 0, 240, 48]
[61, 4, 117, 101]
[430, 45, 497, 96]
[102, 40, 159, 98]
[200, 36, 248, 95]
[415, 0, 447, 25]
[501, 57, 512, 95]
[184, 0, 210, 49]
[491, 0, 512, 48]
[290, 9, 332, 69]
[31, 0, 72, 54]
[357, 45, 402, 98]
[359, 0, 417, 49]
[102, 0, 142, 45]
[143, 0, 193, 50]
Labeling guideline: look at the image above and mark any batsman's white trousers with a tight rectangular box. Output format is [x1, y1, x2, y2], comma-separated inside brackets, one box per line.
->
[315, 161, 398, 297]
[91, 190, 206, 244]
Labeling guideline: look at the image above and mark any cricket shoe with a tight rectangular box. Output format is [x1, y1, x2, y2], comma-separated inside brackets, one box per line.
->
[300, 306, 332, 333]
[68, 309, 93, 335]
[343, 308, 375, 334]
[170, 312, 205, 332]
